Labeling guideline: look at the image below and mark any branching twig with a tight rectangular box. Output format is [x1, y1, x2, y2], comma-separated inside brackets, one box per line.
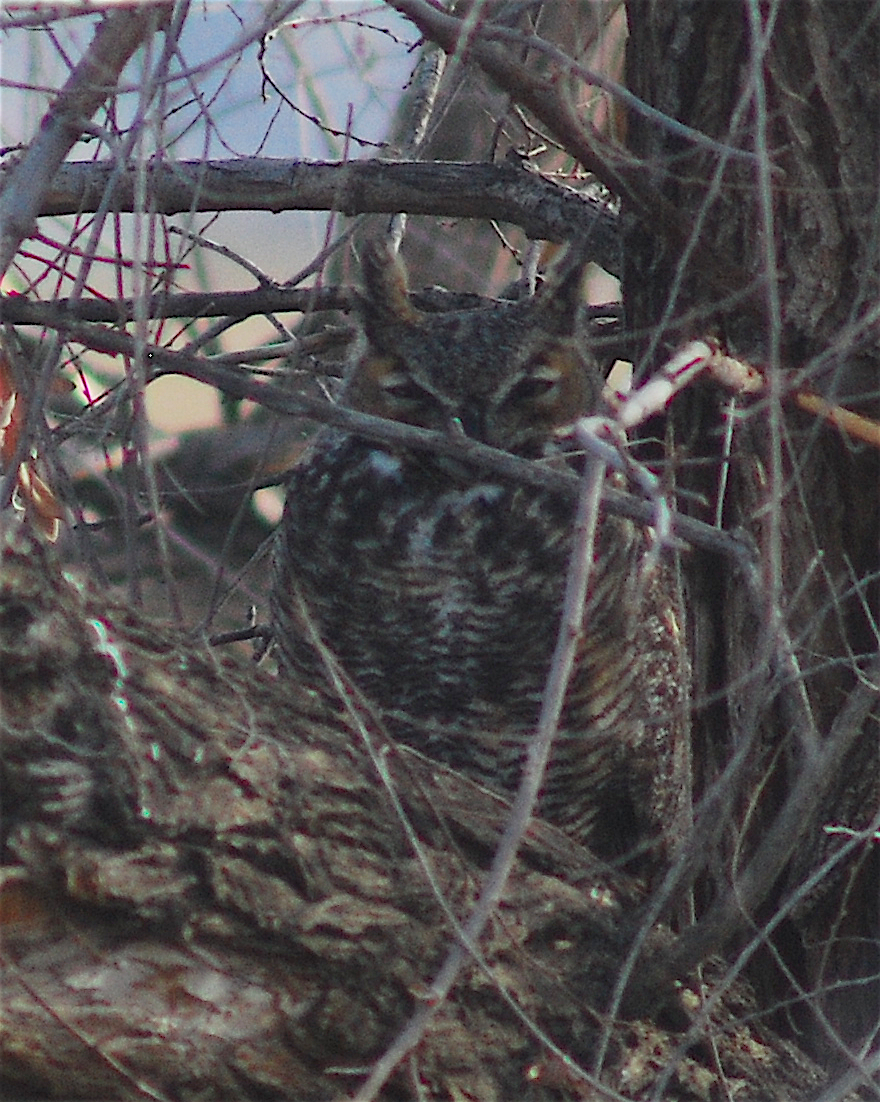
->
[622, 654, 880, 1018]
[0, 4, 172, 276]
[12, 309, 750, 561]
[386, 0, 749, 298]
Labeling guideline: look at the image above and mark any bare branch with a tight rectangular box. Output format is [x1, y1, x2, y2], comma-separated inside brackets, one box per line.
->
[0, 284, 353, 324]
[16, 307, 748, 561]
[387, 0, 747, 297]
[623, 655, 880, 1019]
[0, 4, 171, 276]
[39, 158, 621, 274]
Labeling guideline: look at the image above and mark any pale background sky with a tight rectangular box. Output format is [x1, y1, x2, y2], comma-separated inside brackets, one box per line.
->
[1, 2, 413, 430]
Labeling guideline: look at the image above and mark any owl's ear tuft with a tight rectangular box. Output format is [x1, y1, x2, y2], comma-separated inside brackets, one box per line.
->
[534, 242, 591, 337]
[359, 240, 422, 338]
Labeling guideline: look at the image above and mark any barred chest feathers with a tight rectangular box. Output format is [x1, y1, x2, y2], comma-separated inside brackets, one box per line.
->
[279, 433, 582, 727]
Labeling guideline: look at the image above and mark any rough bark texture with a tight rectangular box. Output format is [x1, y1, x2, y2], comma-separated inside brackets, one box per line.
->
[625, 0, 880, 1072]
[0, 522, 855, 1101]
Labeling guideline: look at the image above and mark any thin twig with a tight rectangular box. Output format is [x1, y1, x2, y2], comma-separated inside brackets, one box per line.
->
[0, 4, 171, 275]
[651, 802, 880, 1101]
[18, 309, 750, 560]
[286, 576, 627, 1102]
[387, 0, 750, 298]
[622, 654, 879, 1018]
[464, 19, 770, 166]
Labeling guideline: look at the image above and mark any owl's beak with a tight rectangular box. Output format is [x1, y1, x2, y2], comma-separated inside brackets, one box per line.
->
[455, 399, 488, 442]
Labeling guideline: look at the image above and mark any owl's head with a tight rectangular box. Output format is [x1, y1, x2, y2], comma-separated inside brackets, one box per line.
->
[343, 242, 603, 457]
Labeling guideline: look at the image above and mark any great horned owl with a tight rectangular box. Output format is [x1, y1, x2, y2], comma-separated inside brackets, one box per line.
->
[272, 242, 687, 863]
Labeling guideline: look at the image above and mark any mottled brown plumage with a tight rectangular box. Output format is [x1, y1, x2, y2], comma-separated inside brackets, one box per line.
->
[272, 242, 688, 862]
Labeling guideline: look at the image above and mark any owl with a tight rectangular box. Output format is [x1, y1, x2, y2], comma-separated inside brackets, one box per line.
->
[272, 241, 688, 864]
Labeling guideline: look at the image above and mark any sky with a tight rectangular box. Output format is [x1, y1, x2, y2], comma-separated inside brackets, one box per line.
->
[1, 2, 413, 429]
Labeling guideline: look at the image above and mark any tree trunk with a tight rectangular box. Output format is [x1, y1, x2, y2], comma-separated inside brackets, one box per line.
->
[2, 521, 847, 1101]
[625, 0, 879, 1067]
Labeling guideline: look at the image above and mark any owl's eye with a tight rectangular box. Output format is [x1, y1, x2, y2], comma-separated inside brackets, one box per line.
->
[506, 370, 559, 404]
[381, 375, 434, 405]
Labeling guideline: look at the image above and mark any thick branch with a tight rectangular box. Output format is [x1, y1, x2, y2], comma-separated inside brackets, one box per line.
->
[0, 523, 848, 1102]
[39, 158, 621, 275]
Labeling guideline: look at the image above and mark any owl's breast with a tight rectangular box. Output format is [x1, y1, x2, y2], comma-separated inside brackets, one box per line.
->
[275, 437, 575, 727]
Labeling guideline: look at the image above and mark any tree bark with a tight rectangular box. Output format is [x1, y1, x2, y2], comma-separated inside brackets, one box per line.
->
[0, 521, 857, 1101]
[625, 0, 880, 1069]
